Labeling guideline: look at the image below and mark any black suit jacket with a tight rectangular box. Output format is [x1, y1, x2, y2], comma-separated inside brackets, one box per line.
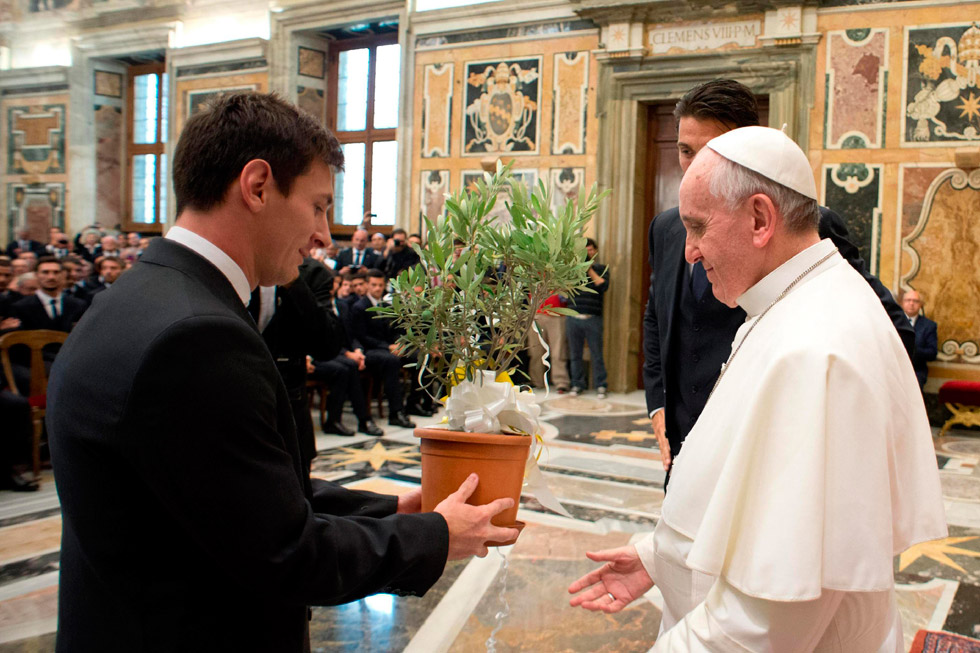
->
[12, 293, 87, 332]
[643, 206, 915, 454]
[335, 247, 380, 271]
[351, 295, 394, 351]
[912, 315, 938, 387]
[5, 239, 46, 257]
[47, 238, 448, 653]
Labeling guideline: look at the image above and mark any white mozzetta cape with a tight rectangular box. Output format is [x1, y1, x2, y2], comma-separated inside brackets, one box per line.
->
[660, 239, 947, 602]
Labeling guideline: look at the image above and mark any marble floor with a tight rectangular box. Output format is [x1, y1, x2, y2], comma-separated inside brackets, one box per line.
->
[1, 390, 979, 652]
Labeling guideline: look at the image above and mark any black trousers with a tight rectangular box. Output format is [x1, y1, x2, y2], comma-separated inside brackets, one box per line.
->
[310, 355, 369, 422]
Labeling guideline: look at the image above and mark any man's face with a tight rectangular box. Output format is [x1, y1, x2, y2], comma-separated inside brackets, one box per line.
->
[351, 278, 366, 296]
[337, 279, 351, 298]
[585, 244, 597, 259]
[677, 116, 730, 174]
[101, 260, 123, 283]
[351, 230, 368, 251]
[408, 235, 422, 246]
[49, 230, 63, 245]
[0, 265, 12, 289]
[18, 253, 36, 270]
[679, 151, 759, 308]
[367, 276, 386, 300]
[326, 243, 339, 258]
[371, 233, 385, 250]
[17, 277, 38, 295]
[902, 291, 922, 318]
[139, 238, 150, 249]
[62, 262, 78, 282]
[11, 259, 28, 276]
[128, 233, 140, 247]
[255, 161, 333, 287]
[101, 236, 117, 251]
[36, 262, 64, 294]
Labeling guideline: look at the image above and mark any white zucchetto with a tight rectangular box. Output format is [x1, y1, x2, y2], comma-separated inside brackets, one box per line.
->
[706, 126, 818, 201]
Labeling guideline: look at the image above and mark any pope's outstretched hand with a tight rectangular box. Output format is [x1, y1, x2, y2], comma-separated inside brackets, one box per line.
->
[568, 545, 654, 613]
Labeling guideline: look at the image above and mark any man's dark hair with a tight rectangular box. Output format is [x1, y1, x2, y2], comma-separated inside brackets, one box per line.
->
[366, 268, 386, 281]
[36, 255, 61, 269]
[586, 237, 598, 249]
[97, 257, 122, 273]
[353, 269, 369, 281]
[392, 228, 407, 238]
[673, 79, 759, 129]
[409, 233, 422, 240]
[172, 92, 344, 216]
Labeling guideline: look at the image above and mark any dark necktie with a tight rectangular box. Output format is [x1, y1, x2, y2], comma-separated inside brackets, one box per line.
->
[50, 298, 59, 319]
[691, 262, 709, 301]
[355, 250, 362, 266]
[247, 290, 261, 324]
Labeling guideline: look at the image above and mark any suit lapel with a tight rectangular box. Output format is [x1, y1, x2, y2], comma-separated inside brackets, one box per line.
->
[661, 213, 687, 381]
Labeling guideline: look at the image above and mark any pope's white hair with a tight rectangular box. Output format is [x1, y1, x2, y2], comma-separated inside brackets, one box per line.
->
[707, 155, 819, 234]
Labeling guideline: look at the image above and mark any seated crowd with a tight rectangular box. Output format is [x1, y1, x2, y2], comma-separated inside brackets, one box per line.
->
[1, 221, 610, 493]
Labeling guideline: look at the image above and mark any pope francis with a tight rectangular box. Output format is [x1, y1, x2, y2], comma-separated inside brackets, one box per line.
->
[568, 126, 947, 651]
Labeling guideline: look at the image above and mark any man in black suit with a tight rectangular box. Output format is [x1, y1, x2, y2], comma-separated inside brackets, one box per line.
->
[47, 92, 517, 653]
[351, 269, 421, 427]
[335, 229, 381, 272]
[902, 289, 938, 389]
[643, 80, 914, 488]
[5, 229, 46, 258]
[11, 256, 87, 332]
[85, 256, 124, 300]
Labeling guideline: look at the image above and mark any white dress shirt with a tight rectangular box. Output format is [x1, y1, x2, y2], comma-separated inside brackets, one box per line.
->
[36, 289, 63, 320]
[165, 226, 251, 306]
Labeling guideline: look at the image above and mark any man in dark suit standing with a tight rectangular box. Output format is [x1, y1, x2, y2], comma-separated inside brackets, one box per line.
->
[11, 256, 86, 332]
[902, 289, 938, 389]
[47, 92, 517, 653]
[5, 229, 46, 258]
[335, 229, 380, 272]
[643, 80, 914, 488]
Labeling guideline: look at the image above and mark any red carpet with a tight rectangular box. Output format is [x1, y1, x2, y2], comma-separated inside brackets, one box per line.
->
[911, 630, 980, 652]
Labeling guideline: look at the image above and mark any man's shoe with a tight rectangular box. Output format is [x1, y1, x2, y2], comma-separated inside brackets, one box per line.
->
[322, 419, 355, 436]
[407, 403, 434, 417]
[389, 412, 417, 428]
[3, 474, 39, 492]
[596, 387, 607, 400]
[569, 387, 581, 397]
[358, 420, 384, 436]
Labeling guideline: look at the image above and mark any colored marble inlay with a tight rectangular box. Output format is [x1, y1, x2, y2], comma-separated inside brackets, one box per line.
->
[825, 29, 887, 149]
[6, 105, 65, 175]
[549, 167, 583, 214]
[901, 167, 980, 364]
[463, 58, 540, 155]
[6, 182, 64, 244]
[551, 51, 588, 155]
[904, 22, 980, 145]
[95, 105, 123, 227]
[296, 86, 325, 122]
[421, 63, 453, 158]
[420, 170, 449, 223]
[823, 163, 882, 274]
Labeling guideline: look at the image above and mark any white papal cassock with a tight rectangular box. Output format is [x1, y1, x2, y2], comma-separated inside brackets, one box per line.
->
[634, 238, 947, 652]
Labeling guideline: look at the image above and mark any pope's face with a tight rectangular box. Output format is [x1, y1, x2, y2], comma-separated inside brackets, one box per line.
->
[679, 150, 757, 308]
[677, 117, 729, 174]
[255, 161, 333, 287]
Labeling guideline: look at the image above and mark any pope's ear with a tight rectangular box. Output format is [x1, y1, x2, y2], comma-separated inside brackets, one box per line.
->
[748, 193, 778, 248]
[239, 159, 274, 212]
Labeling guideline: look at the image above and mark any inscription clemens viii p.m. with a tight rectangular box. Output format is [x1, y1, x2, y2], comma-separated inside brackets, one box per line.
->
[648, 20, 761, 55]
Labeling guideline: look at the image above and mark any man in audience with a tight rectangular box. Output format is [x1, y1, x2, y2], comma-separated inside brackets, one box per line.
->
[382, 228, 421, 280]
[527, 294, 570, 393]
[5, 228, 45, 258]
[0, 257, 20, 330]
[336, 229, 380, 272]
[903, 289, 938, 390]
[77, 230, 103, 263]
[61, 256, 90, 303]
[11, 256, 87, 332]
[352, 268, 420, 427]
[346, 269, 368, 305]
[10, 258, 29, 279]
[17, 251, 37, 271]
[120, 232, 142, 260]
[567, 238, 609, 398]
[87, 257, 124, 298]
[46, 232, 71, 258]
[322, 242, 339, 270]
[13, 273, 38, 296]
[370, 232, 386, 257]
[47, 92, 514, 651]
[99, 235, 120, 259]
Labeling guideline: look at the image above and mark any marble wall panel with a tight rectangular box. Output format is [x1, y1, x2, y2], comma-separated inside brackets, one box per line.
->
[421, 63, 454, 158]
[900, 166, 980, 364]
[420, 170, 449, 224]
[7, 182, 64, 242]
[825, 29, 887, 149]
[822, 163, 882, 274]
[174, 72, 267, 140]
[297, 47, 325, 79]
[6, 103, 65, 175]
[296, 86, 324, 122]
[462, 58, 540, 155]
[903, 22, 980, 146]
[94, 105, 122, 227]
[461, 168, 538, 225]
[549, 167, 583, 214]
[93, 70, 122, 98]
[551, 51, 588, 155]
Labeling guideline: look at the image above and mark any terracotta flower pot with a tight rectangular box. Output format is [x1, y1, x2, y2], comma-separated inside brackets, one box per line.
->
[415, 427, 531, 546]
